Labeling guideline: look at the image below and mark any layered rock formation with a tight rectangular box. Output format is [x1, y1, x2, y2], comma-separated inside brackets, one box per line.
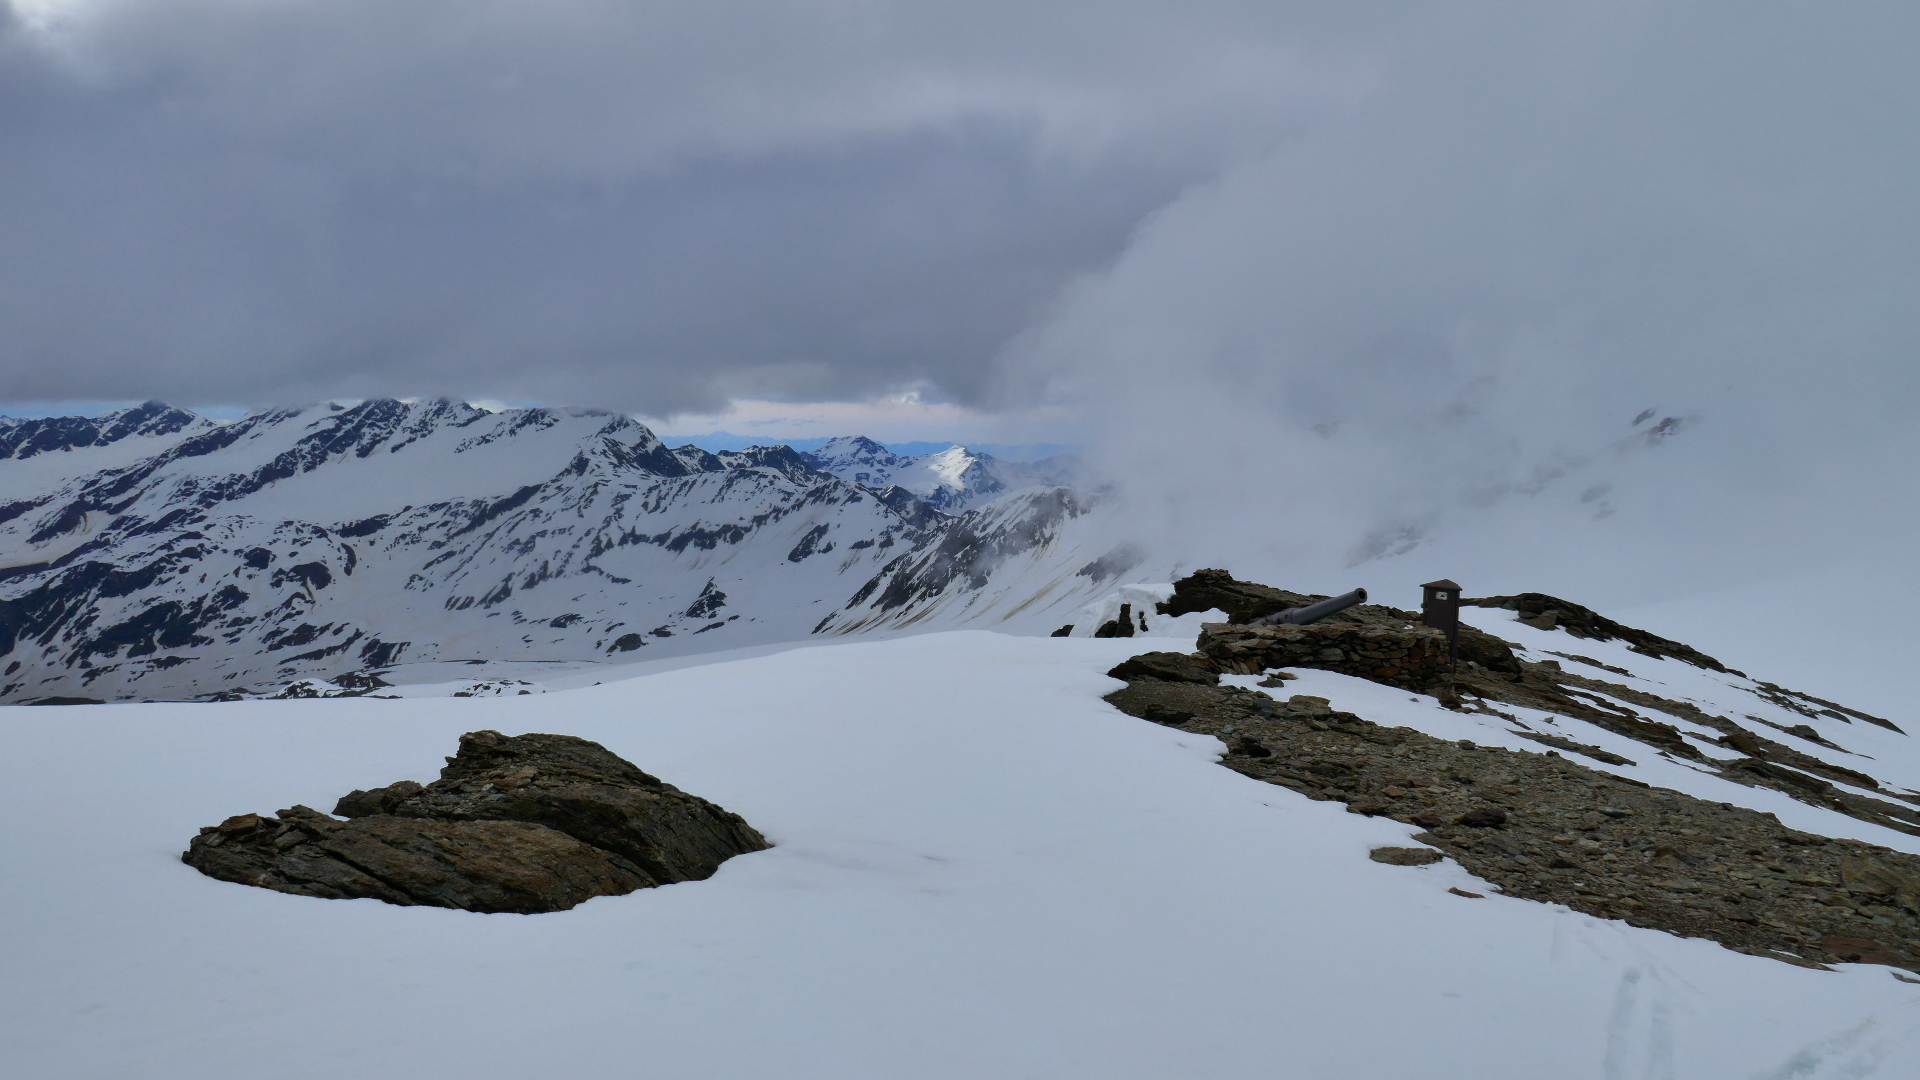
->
[183, 730, 769, 913]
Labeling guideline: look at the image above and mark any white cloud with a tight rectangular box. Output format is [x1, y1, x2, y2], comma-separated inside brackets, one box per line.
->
[1001, 0, 1920, 606]
[643, 393, 1074, 446]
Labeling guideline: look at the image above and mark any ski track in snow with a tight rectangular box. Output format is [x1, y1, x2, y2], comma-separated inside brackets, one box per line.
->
[3, 631, 1918, 1079]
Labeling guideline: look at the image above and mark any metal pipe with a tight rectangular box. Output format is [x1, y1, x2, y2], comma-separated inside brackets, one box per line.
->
[1253, 587, 1368, 626]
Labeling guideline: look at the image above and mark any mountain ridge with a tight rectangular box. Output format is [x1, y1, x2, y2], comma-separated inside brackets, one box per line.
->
[800, 434, 1078, 514]
[0, 399, 1114, 702]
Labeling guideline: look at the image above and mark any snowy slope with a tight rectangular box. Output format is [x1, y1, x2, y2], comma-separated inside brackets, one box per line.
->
[0, 402, 1123, 702]
[1263, 615, 1920, 855]
[801, 435, 1077, 513]
[816, 486, 1140, 637]
[0, 401, 215, 508]
[2, 630, 1916, 1079]
[1070, 576, 1920, 852]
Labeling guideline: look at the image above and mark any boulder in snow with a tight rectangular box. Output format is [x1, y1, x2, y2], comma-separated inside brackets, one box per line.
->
[182, 730, 769, 913]
[1104, 651, 1220, 685]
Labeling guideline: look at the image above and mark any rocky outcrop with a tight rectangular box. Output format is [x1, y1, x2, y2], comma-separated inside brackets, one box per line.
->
[1104, 672, 1920, 975]
[1104, 650, 1219, 685]
[1159, 568, 1523, 676]
[1454, 662, 1920, 839]
[1160, 572, 1920, 841]
[1106, 570, 1920, 974]
[1154, 568, 1314, 623]
[183, 730, 769, 913]
[184, 806, 657, 912]
[1465, 592, 1736, 673]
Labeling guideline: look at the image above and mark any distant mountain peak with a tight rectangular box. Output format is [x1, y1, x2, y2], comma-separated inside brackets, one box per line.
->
[0, 402, 1104, 703]
[0, 400, 216, 462]
[799, 436, 1078, 515]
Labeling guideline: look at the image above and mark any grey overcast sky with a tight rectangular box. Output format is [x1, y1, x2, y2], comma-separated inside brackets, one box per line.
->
[5, 2, 1913, 423]
[3, 1, 1918, 616]
[1005, 2, 1920, 593]
[0, 0, 1381, 415]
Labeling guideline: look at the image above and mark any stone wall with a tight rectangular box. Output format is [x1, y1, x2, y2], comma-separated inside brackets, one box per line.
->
[1198, 621, 1451, 690]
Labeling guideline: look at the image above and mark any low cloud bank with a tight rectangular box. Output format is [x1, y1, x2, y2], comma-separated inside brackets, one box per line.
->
[1004, 1, 1920, 609]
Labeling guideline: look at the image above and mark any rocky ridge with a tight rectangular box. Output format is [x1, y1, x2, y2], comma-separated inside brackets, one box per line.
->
[1166, 570, 1920, 839]
[1465, 591, 1737, 673]
[183, 729, 769, 913]
[0, 402, 214, 464]
[1104, 570, 1920, 976]
[0, 400, 1122, 703]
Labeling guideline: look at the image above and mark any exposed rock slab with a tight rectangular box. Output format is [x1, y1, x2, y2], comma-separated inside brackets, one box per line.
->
[183, 730, 769, 913]
[1104, 650, 1220, 685]
[186, 806, 654, 912]
[1465, 591, 1736, 673]
[1106, 659, 1920, 975]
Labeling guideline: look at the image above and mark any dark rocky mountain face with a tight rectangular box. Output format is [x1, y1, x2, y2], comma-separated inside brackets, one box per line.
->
[0, 400, 1114, 702]
[0, 401, 213, 462]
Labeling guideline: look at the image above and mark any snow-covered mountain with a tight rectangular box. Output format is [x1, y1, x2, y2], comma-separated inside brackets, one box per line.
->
[0, 401, 218, 506]
[801, 435, 1077, 514]
[0, 400, 1122, 702]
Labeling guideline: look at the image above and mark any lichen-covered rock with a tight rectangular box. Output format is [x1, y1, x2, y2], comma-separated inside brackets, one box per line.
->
[183, 730, 770, 913]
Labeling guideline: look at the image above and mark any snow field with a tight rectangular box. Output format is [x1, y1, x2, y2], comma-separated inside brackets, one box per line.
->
[3, 631, 1918, 1078]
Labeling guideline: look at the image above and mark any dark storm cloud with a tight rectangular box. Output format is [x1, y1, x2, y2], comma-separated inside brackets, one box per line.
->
[0, 0, 1375, 412]
[6, 0, 1915, 610]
